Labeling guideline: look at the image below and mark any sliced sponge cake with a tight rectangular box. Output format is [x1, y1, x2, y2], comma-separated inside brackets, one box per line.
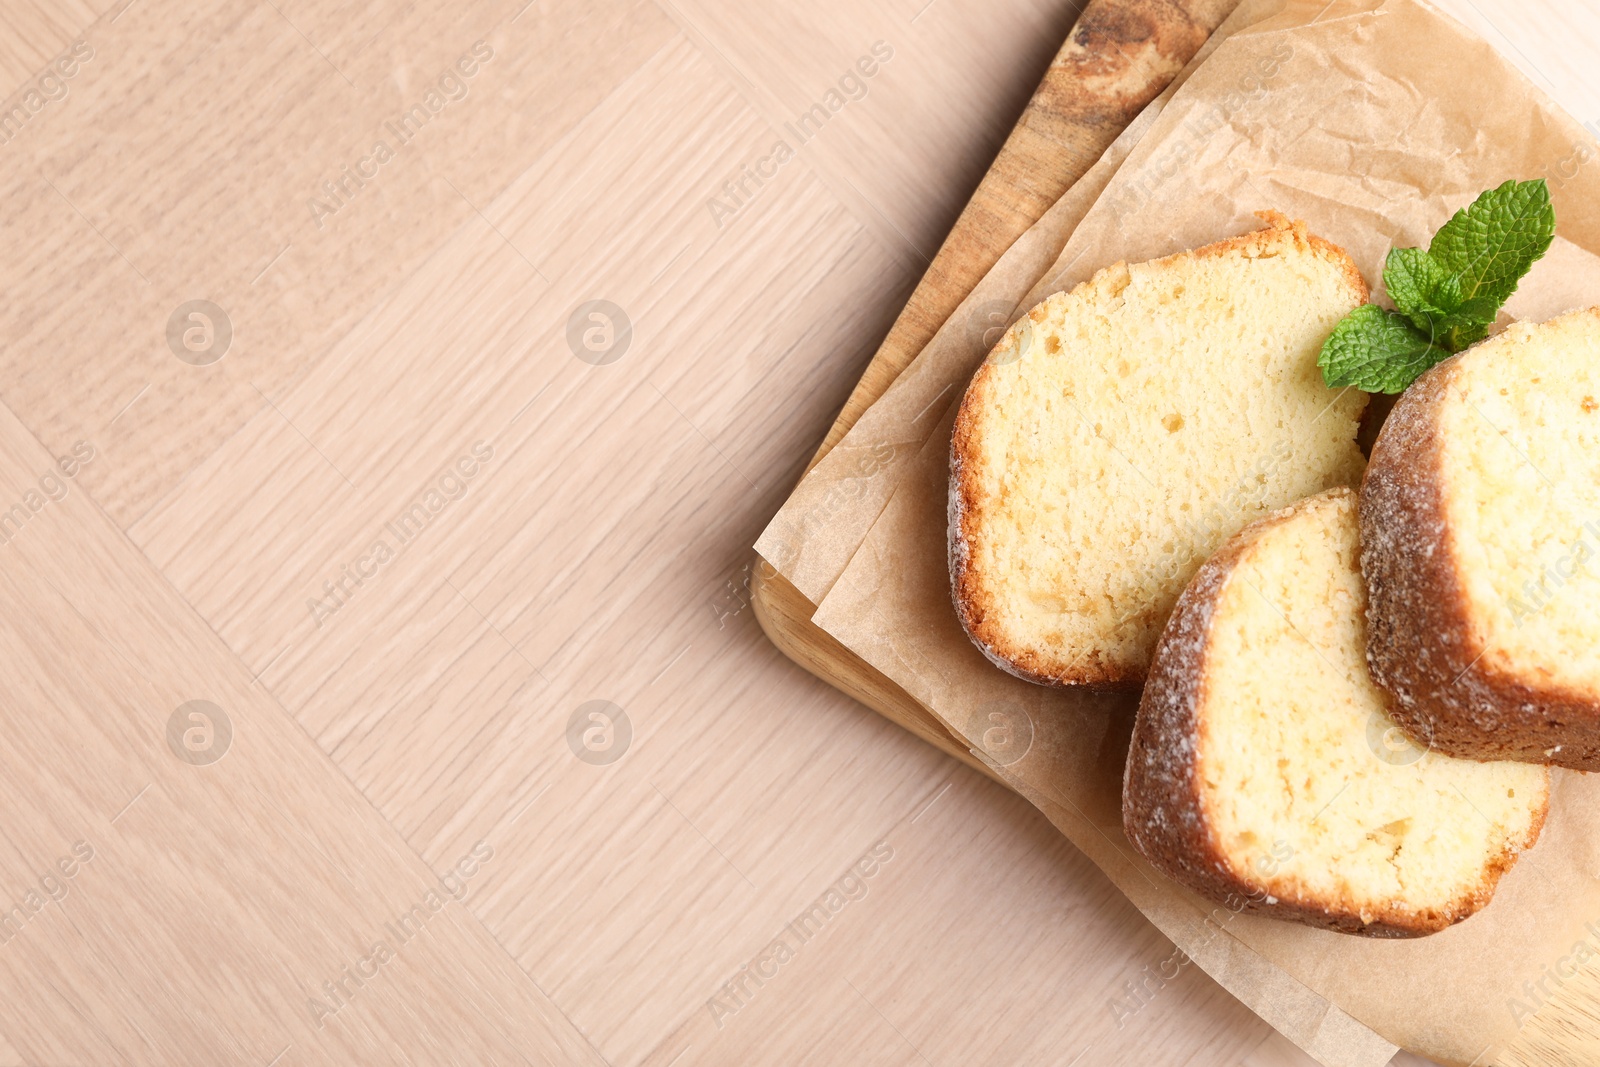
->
[1125, 489, 1548, 937]
[1363, 308, 1600, 771]
[950, 213, 1368, 687]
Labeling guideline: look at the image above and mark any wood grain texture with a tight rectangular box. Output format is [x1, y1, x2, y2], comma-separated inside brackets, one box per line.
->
[0, 404, 606, 1066]
[2, 0, 1592, 1063]
[0, 0, 95, 96]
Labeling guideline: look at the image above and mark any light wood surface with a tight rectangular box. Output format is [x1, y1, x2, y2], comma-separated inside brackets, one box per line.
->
[0, 0, 1593, 1064]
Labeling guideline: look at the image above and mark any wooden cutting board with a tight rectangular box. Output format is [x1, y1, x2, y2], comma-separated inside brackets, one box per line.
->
[750, 0, 1240, 783]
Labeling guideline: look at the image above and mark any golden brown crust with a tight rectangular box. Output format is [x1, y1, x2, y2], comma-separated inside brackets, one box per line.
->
[1361, 322, 1600, 772]
[948, 269, 1137, 689]
[1248, 211, 1371, 307]
[1124, 489, 1545, 938]
[949, 213, 1369, 688]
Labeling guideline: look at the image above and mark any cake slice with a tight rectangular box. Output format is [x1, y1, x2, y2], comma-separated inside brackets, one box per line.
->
[1124, 489, 1548, 937]
[950, 213, 1369, 687]
[1363, 308, 1600, 771]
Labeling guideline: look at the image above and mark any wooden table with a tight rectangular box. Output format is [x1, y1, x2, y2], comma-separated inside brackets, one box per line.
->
[0, 0, 1592, 1064]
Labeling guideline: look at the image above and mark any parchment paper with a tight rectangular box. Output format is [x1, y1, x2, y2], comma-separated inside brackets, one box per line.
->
[799, 0, 1600, 1063]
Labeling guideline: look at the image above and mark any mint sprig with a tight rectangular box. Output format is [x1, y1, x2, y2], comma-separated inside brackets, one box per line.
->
[1319, 179, 1556, 394]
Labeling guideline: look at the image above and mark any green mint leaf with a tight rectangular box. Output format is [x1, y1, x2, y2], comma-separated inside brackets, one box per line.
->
[1383, 246, 1453, 323]
[1382, 180, 1555, 347]
[1426, 178, 1555, 313]
[1321, 179, 1556, 393]
[1318, 304, 1452, 394]
[1434, 295, 1503, 328]
[1428, 304, 1497, 352]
